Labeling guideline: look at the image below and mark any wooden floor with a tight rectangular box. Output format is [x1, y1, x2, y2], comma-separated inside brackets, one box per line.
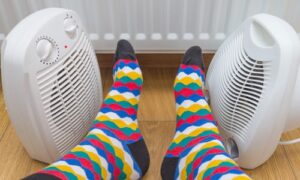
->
[1, 54, 300, 179]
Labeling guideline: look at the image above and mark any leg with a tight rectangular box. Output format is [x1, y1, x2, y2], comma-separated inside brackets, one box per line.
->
[161, 46, 250, 180]
[25, 40, 150, 180]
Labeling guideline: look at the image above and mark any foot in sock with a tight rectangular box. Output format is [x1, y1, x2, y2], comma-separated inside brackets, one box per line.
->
[161, 46, 251, 180]
[24, 40, 150, 180]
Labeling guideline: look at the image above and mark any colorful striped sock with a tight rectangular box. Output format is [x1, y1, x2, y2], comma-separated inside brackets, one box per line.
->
[25, 40, 150, 180]
[161, 46, 251, 180]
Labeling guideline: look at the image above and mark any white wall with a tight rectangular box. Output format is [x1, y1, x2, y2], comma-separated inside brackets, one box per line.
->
[0, 0, 300, 52]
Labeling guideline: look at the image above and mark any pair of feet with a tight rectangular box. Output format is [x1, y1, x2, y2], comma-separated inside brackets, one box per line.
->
[26, 40, 250, 180]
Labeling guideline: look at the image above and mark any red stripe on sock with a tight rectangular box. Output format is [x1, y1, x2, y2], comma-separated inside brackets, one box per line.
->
[39, 170, 68, 180]
[113, 59, 138, 68]
[204, 166, 243, 180]
[166, 134, 222, 156]
[175, 88, 204, 97]
[88, 139, 122, 177]
[63, 154, 100, 179]
[102, 104, 136, 116]
[93, 123, 141, 141]
[179, 64, 205, 77]
[113, 81, 141, 91]
[176, 114, 214, 128]
[189, 148, 226, 179]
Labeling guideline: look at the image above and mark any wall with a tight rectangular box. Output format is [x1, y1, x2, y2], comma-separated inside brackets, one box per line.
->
[0, 0, 300, 52]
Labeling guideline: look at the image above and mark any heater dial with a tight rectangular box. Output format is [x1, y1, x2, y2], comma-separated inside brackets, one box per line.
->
[64, 18, 77, 38]
[36, 36, 60, 65]
[36, 39, 53, 60]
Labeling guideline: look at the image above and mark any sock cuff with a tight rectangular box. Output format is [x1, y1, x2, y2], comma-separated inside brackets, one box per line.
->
[113, 59, 139, 72]
[176, 64, 206, 89]
[113, 59, 138, 67]
[113, 59, 141, 80]
[179, 64, 205, 76]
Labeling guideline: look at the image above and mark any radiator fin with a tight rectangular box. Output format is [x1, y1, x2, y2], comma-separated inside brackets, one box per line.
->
[1, 0, 300, 51]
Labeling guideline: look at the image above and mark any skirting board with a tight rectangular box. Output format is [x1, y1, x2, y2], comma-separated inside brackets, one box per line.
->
[97, 53, 214, 70]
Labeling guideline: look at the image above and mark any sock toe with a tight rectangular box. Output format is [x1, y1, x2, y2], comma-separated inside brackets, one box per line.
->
[161, 157, 179, 180]
[128, 139, 150, 176]
[24, 173, 60, 180]
[182, 46, 205, 70]
[113, 39, 136, 64]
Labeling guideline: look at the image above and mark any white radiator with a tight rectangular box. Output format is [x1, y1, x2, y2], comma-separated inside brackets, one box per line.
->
[1, 0, 300, 52]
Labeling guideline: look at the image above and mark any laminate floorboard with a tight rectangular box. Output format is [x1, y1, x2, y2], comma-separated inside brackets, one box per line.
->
[0, 61, 299, 179]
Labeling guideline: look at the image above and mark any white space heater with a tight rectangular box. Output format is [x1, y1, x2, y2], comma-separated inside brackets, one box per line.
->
[206, 14, 300, 169]
[1, 8, 102, 163]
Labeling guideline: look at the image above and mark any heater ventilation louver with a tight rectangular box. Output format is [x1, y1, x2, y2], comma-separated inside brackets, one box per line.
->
[212, 32, 271, 141]
[37, 32, 100, 155]
[206, 13, 300, 168]
[2, 8, 102, 163]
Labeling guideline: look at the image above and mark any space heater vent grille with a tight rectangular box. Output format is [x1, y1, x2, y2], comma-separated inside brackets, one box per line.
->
[37, 32, 100, 155]
[211, 32, 271, 141]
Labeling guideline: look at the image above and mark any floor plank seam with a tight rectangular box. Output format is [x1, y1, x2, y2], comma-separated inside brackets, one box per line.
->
[0, 121, 9, 142]
[282, 145, 298, 179]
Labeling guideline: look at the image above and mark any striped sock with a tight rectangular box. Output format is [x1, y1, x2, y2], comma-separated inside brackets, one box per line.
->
[161, 46, 251, 180]
[25, 40, 150, 180]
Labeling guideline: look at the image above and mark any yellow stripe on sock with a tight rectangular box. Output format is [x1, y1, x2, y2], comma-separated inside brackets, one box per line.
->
[91, 132, 135, 177]
[175, 77, 203, 87]
[115, 71, 142, 80]
[71, 146, 108, 179]
[95, 115, 138, 130]
[106, 95, 138, 105]
[173, 127, 219, 144]
[48, 164, 86, 180]
[177, 104, 211, 117]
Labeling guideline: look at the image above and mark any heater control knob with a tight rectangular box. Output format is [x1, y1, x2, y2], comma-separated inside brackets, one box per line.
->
[64, 18, 77, 38]
[36, 39, 53, 60]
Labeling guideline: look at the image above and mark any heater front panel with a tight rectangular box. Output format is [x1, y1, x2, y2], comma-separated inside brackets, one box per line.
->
[207, 31, 272, 142]
[36, 32, 101, 156]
